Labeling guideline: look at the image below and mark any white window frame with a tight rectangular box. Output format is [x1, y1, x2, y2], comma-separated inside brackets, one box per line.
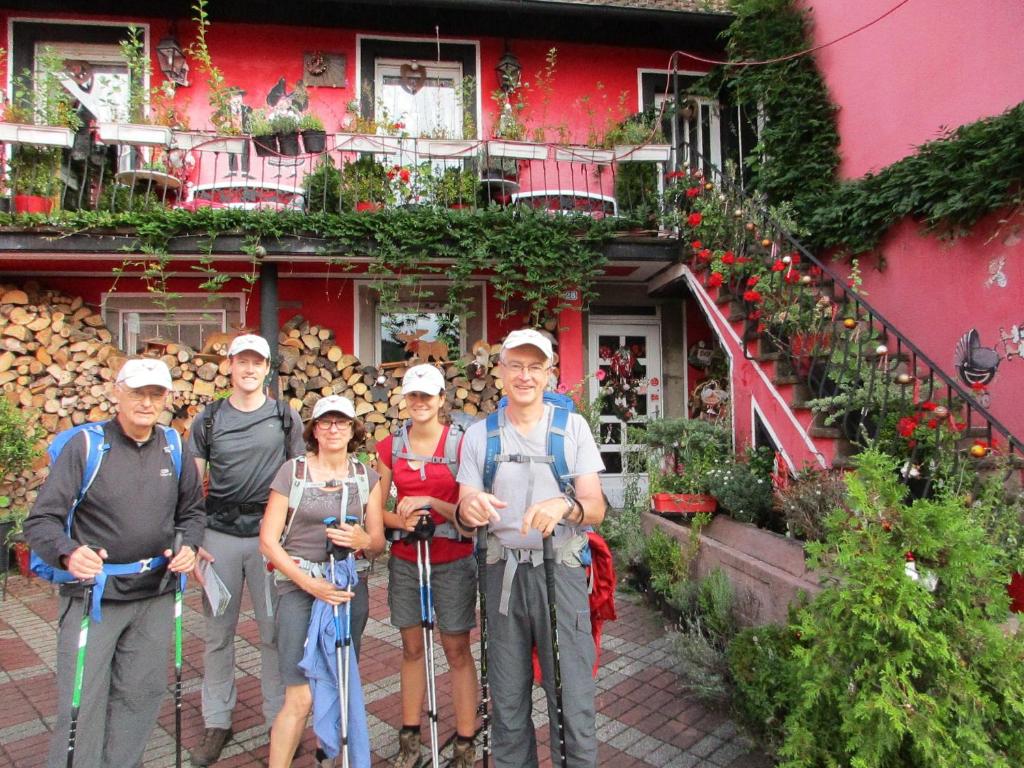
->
[101, 292, 245, 353]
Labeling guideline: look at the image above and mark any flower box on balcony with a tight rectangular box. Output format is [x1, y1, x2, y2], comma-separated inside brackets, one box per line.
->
[97, 122, 172, 147]
[487, 140, 549, 161]
[334, 133, 403, 154]
[651, 492, 718, 516]
[419, 139, 480, 158]
[554, 146, 615, 164]
[0, 123, 74, 148]
[613, 144, 672, 163]
[171, 131, 246, 154]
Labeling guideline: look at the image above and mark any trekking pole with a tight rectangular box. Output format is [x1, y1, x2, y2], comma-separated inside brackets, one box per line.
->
[67, 571, 95, 768]
[324, 514, 357, 768]
[411, 510, 439, 766]
[476, 526, 490, 768]
[542, 535, 568, 768]
[169, 528, 185, 768]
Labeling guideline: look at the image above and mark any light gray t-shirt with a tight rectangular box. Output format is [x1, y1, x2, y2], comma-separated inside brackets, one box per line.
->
[190, 398, 305, 507]
[457, 405, 604, 550]
[269, 457, 379, 593]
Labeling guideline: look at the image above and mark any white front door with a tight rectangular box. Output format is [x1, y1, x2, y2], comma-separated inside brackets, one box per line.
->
[588, 319, 663, 508]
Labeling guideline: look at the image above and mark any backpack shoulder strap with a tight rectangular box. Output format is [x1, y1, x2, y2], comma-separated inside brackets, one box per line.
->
[202, 398, 226, 461]
[482, 410, 503, 493]
[283, 456, 307, 542]
[547, 405, 572, 493]
[392, 420, 411, 467]
[442, 423, 462, 480]
[158, 425, 183, 478]
[350, 457, 370, 508]
[276, 398, 297, 456]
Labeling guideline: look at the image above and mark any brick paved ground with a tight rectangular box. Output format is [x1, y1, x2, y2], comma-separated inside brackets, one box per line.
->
[0, 563, 772, 767]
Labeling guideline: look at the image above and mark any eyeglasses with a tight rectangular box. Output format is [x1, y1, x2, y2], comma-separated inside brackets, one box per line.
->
[502, 361, 550, 377]
[317, 419, 353, 431]
[122, 388, 168, 402]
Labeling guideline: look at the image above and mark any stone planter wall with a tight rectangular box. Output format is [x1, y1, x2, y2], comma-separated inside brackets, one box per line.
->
[642, 511, 821, 626]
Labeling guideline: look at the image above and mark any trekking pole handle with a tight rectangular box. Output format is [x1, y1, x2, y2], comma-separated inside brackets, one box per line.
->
[159, 528, 186, 592]
[323, 515, 359, 559]
[542, 534, 555, 562]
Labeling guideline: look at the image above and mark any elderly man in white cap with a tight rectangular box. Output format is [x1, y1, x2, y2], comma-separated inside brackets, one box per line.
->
[455, 329, 606, 768]
[25, 357, 205, 768]
[189, 334, 305, 765]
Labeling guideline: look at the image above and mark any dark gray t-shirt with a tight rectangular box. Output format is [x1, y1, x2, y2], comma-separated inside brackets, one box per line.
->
[189, 397, 305, 510]
[269, 457, 379, 593]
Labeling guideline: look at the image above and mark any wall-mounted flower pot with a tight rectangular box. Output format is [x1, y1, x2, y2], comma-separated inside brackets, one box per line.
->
[487, 140, 549, 160]
[613, 144, 672, 163]
[301, 129, 327, 154]
[97, 122, 172, 147]
[554, 146, 615, 164]
[334, 133, 403, 154]
[277, 132, 301, 156]
[13, 194, 53, 215]
[252, 134, 279, 157]
[0, 123, 74, 148]
[651, 492, 717, 515]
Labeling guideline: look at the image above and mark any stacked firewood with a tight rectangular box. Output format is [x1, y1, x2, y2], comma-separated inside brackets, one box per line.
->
[0, 283, 505, 512]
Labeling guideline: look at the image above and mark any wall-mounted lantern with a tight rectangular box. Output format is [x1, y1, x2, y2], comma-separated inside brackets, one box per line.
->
[156, 25, 190, 87]
[495, 47, 522, 94]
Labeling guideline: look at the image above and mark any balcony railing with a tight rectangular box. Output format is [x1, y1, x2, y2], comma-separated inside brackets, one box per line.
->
[0, 122, 675, 219]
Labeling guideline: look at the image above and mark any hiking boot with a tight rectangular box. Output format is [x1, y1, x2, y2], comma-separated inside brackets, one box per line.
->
[394, 729, 423, 768]
[190, 727, 232, 766]
[451, 737, 477, 768]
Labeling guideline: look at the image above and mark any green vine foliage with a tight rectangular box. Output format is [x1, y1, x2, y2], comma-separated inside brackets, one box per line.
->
[776, 448, 1024, 768]
[713, 0, 840, 246]
[2, 207, 612, 327]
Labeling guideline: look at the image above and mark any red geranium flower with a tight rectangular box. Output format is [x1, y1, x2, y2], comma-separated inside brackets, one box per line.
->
[698, 249, 712, 262]
[721, 251, 735, 265]
[747, 275, 760, 287]
[686, 187, 700, 198]
[897, 417, 917, 438]
[399, 168, 411, 183]
[687, 212, 703, 227]
[691, 240, 703, 250]
[921, 401, 937, 411]
[926, 418, 938, 429]
[790, 253, 801, 264]
[743, 289, 762, 303]
[708, 272, 724, 288]
[665, 170, 686, 180]
[771, 259, 785, 272]
[784, 271, 801, 284]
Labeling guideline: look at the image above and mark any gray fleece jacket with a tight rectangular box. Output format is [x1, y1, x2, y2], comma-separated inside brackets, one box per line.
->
[24, 418, 205, 601]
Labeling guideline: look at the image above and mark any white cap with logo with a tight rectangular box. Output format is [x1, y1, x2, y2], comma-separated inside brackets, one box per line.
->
[227, 333, 271, 359]
[116, 358, 173, 390]
[311, 395, 356, 421]
[501, 328, 554, 361]
[401, 364, 446, 396]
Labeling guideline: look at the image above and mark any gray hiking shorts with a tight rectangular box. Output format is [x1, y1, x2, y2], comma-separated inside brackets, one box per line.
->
[387, 553, 477, 634]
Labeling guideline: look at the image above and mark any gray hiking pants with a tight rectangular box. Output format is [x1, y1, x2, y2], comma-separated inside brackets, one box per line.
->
[485, 555, 598, 768]
[47, 593, 173, 768]
[201, 529, 284, 728]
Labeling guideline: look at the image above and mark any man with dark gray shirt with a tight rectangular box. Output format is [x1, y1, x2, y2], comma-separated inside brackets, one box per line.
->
[189, 334, 305, 766]
[25, 358, 204, 768]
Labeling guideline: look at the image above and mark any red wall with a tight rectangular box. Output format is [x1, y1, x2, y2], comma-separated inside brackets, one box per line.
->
[803, 0, 1024, 440]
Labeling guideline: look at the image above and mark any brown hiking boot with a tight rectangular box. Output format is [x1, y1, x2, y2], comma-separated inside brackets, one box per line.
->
[190, 727, 233, 766]
[394, 728, 423, 768]
[451, 737, 477, 768]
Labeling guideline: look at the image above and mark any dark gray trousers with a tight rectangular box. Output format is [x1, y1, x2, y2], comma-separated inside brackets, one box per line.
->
[47, 593, 173, 768]
[485, 558, 598, 768]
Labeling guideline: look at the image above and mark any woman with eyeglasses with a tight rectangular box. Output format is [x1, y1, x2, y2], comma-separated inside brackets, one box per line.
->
[377, 364, 479, 768]
[260, 395, 385, 767]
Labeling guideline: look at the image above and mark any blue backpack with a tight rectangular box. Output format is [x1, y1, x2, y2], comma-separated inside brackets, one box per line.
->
[30, 420, 183, 583]
[482, 391, 577, 495]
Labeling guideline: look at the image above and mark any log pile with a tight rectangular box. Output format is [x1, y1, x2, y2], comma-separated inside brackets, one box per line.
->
[0, 283, 506, 513]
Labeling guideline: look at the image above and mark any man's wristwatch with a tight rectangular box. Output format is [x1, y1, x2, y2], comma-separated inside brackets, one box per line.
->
[561, 495, 575, 518]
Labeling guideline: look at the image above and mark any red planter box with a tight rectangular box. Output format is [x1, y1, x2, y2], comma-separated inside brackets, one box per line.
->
[13, 194, 53, 215]
[651, 493, 717, 515]
[1008, 571, 1024, 613]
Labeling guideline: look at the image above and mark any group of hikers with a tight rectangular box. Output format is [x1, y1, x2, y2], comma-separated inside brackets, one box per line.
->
[24, 327, 607, 768]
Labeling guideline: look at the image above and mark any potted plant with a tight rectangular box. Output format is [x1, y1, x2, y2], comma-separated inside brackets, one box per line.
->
[299, 112, 327, 154]
[9, 146, 61, 214]
[428, 166, 478, 208]
[637, 418, 730, 516]
[605, 111, 668, 223]
[303, 155, 342, 213]
[0, 395, 43, 572]
[249, 108, 277, 157]
[704, 449, 775, 527]
[270, 112, 301, 156]
[96, 26, 173, 148]
[340, 154, 390, 211]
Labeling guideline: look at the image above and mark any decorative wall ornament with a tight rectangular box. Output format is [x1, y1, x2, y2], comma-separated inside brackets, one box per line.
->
[985, 255, 1008, 289]
[399, 63, 427, 95]
[303, 52, 346, 88]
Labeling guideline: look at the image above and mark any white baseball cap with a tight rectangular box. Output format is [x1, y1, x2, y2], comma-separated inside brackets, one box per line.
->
[227, 333, 271, 359]
[116, 358, 173, 390]
[501, 329, 553, 361]
[311, 395, 356, 421]
[401, 364, 446, 396]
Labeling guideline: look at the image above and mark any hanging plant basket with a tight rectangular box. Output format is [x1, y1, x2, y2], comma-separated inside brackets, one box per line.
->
[277, 131, 301, 156]
[651, 493, 717, 516]
[301, 129, 327, 154]
[253, 134, 279, 157]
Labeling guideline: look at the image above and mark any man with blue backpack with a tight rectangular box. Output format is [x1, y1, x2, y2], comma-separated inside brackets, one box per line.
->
[455, 329, 606, 768]
[24, 357, 205, 768]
